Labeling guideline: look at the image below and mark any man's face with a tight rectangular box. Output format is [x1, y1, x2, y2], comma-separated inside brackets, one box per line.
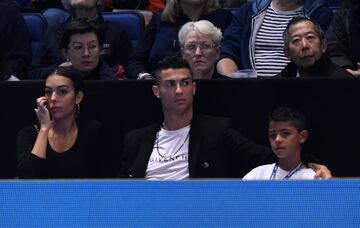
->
[152, 68, 196, 116]
[285, 20, 327, 69]
[268, 121, 308, 160]
[181, 31, 220, 79]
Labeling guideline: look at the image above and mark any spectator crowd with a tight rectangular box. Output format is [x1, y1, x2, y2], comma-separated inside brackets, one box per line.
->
[0, 0, 354, 179]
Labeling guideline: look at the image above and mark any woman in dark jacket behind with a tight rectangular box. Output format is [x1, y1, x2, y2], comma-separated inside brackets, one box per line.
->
[59, 18, 119, 80]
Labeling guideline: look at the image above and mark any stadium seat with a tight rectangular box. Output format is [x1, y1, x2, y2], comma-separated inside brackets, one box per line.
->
[102, 11, 145, 47]
[40, 10, 145, 47]
[15, 0, 33, 8]
[226, 8, 239, 15]
[42, 8, 70, 28]
[327, 0, 342, 7]
[327, 0, 342, 12]
[22, 13, 47, 56]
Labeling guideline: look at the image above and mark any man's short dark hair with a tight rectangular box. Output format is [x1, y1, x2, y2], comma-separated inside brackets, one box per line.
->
[269, 107, 306, 131]
[283, 17, 325, 51]
[154, 55, 193, 84]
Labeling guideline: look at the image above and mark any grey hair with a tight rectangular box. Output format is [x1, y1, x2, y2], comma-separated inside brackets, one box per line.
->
[178, 20, 222, 46]
[283, 16, 325, 51]
[61, 0, 106, 13]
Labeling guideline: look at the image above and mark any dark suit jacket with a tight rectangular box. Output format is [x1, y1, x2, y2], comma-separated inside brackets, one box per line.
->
[278, 55, 352, 78]
[120, 114, 275, 178]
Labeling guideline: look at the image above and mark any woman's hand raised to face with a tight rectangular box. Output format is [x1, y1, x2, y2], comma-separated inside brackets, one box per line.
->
[35, 96, 52, 129]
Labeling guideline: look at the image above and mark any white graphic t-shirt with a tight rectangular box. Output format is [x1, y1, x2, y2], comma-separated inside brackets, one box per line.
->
[145, 125, 190, 180]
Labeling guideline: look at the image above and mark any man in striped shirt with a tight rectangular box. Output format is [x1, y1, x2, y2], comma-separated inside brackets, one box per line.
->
[217, 0, 333, 77]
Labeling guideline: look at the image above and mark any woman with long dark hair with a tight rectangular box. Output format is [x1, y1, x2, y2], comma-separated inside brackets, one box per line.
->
[17, 66, 105, 178]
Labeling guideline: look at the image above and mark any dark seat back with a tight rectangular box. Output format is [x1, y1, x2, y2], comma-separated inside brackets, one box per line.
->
[22, 13, 47, 56]
[102, 11, 145, 47]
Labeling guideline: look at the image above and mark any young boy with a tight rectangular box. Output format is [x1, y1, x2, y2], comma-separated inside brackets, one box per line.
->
[243, 107, 316, 180]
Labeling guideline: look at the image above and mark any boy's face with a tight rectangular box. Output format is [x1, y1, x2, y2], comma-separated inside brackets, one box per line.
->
[268, 121, 308, 159]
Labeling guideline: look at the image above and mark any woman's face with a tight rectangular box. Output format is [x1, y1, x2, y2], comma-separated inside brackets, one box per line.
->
[181, 30, 220, 79]
[45, 75, 83, 120]
[63, 32, 100, 72]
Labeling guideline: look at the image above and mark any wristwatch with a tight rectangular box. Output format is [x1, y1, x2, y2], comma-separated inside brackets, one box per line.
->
[137, 72, 154, 80]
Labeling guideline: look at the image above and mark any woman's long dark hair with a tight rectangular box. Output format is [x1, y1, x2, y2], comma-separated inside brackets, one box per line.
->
[48, 66, 84, 93]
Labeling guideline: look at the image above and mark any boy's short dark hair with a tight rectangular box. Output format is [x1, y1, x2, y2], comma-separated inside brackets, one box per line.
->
[269, 107, 306, 131]
[154, 55, 193, 85]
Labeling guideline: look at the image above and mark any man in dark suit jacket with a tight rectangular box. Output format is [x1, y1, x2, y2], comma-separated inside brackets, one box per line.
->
[279, 17, 351, 78]
[120, 56, 331, 180]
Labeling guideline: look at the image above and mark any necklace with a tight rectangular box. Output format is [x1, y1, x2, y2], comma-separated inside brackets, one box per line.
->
[155, 127, 190, 159]
[270, 162, 303, 180]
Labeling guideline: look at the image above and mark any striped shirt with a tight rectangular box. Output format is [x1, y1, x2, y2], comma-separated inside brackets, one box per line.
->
[254, 3, 304, 77]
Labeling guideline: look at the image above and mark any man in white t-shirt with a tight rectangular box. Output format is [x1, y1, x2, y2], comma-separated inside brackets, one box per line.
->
[120, 56, 331, 180]
[243, 107, 316, 180]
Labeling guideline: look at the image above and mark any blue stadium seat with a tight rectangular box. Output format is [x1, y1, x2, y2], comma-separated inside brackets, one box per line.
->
[226, 7, 239, 15]
[327, 0, 342, 13]
[22, 13, 47, 56]
[15, 0, 33, 8]
[102, 11, 145, 47]
[40, 10, 145, 47]
[42, 8, 70, 28]
[327, 0, 342, 7]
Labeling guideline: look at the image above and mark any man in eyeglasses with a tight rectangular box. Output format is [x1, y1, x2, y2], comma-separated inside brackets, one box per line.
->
[119, 55, 332, 180]
[179, 20, 226, 79]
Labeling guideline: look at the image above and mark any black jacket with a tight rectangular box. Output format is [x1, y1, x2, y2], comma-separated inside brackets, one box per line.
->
[326, 4, 360, 69]
[120, 114, 275, 178]
[278, 55, 352, 78]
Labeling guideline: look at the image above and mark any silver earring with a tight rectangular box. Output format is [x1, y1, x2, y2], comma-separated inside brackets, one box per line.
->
[77, 104, 80, 117]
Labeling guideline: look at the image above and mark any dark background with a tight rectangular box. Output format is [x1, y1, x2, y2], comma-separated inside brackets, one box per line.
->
[1, 78, 359, 178]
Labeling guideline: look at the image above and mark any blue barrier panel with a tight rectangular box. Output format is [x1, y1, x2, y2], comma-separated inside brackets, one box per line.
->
[0, 180, 359, 227]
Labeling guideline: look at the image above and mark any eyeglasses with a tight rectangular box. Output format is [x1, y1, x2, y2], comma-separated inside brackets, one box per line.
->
[182, 43, 217, 52]
[69, 42, 100, 55]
